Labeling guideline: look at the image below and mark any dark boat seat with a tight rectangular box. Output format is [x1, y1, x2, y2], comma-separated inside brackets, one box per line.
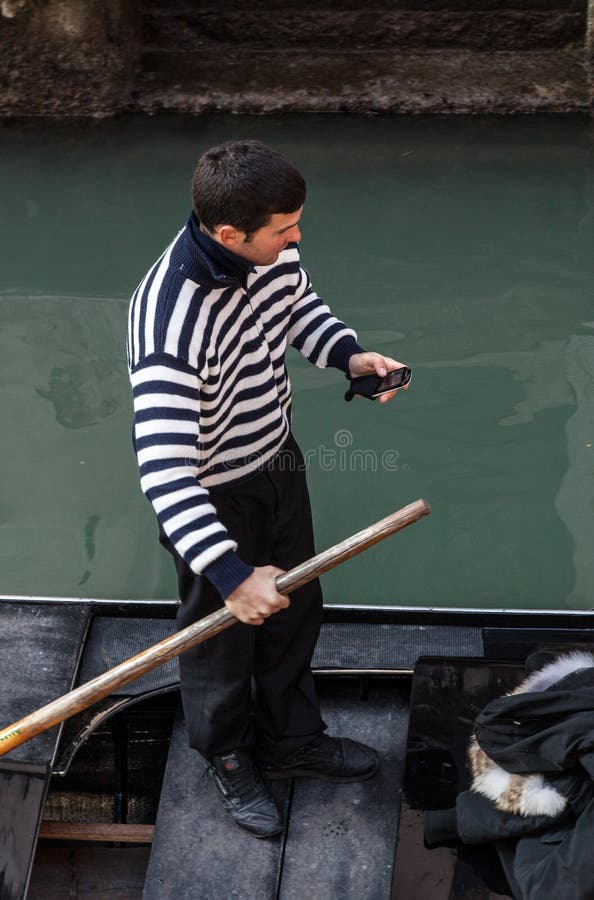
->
[392, 656, 526, 900]
[0, 602, 91, 900]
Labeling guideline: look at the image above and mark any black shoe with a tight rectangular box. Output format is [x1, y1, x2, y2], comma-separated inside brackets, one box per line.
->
[209, 749, 284, 838]
[260, 734, 379, 782]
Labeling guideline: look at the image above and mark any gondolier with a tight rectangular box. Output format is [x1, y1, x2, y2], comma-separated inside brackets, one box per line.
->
[126, 139, 408, 838]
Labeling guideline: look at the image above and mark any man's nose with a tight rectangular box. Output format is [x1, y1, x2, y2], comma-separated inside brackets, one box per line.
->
[292, 225, 301, 242]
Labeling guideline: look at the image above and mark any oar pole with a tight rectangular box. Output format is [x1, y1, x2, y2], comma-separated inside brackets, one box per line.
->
[0, 499, 430, 756]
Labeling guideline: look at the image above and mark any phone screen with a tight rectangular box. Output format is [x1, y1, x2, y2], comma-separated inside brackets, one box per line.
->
[373, 367, 412, 396]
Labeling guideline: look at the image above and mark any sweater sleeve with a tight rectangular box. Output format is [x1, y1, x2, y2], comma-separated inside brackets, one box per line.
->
[287, 266, 362, 370]
[130, 351, 253, 598]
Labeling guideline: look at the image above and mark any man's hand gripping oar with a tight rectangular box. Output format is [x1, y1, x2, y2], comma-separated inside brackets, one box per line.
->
[0, 499, 430, 756]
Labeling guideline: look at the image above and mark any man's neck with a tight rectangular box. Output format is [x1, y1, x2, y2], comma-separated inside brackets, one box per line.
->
[191, 214, 254, 283]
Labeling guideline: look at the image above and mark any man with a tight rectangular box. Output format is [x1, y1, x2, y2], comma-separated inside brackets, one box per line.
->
[127, 140, 407, 838]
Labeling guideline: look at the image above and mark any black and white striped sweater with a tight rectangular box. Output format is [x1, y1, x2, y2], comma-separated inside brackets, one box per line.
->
[127, 213, 362, 598]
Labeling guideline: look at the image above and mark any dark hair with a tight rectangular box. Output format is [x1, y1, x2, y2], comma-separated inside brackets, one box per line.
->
[191, 140, 306, 236]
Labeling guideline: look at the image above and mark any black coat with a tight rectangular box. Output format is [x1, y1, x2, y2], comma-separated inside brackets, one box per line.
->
[425, 660, 594, 900]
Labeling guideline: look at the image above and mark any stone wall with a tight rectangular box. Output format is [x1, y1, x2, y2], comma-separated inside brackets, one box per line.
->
[141, 1, 585, 52]
[0, 0, 592, 116]
[0, 0, 140, 116]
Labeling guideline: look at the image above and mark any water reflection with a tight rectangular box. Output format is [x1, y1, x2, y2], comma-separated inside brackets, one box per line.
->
[556, 335, 594, 609]
[37, 358, 119, 429]
[13, 296, 126, 429]
[0, 292, 174, 598]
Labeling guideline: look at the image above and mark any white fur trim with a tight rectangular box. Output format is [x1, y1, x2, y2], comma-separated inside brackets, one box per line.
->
[517, 651, 594, 694]
[518, 775, 567, 818]
[472, 766, 512, 802]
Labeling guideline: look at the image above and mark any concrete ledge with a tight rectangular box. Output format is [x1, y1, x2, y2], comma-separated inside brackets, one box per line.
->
[134, 47, 590, 116]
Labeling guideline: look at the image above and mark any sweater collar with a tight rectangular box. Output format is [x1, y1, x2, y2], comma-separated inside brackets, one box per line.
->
[176, 212, 255, 287]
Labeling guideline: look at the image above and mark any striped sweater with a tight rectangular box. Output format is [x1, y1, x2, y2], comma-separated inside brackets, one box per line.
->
[127, 213, 362, 598]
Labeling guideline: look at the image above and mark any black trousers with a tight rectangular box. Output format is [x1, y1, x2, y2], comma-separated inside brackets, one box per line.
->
[160, 433, 326, 762]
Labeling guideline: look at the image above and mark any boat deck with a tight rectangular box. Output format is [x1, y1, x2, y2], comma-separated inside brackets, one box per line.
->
[2, 600, 594, 899]
[145, 679, 409, 900]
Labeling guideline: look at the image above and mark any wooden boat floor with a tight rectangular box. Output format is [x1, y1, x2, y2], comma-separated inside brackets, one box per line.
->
[28, 846, 150, 900]
[144, 678, 410, 900]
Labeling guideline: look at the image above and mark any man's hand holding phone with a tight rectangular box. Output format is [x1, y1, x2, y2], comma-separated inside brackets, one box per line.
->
[346, 352, 411, 404]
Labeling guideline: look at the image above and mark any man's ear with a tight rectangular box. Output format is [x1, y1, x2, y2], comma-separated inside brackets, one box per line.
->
[215, 224, 244, 249]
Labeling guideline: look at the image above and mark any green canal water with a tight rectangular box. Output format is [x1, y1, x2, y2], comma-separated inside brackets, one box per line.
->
[1, 114, 594, 609]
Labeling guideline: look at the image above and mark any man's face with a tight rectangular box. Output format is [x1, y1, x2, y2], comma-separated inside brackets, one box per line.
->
[218, 208, 303, 267]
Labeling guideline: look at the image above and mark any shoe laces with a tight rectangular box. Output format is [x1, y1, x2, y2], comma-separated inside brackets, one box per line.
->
[214, 754, 262, 801]
[229, 765, 260, 801]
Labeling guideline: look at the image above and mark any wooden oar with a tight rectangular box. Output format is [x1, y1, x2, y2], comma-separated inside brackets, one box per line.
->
[0, 498, 430, 756]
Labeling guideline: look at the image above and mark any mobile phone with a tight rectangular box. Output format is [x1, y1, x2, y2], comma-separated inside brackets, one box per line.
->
[344, 366, 412, 402]
[372, 367, 412, 397]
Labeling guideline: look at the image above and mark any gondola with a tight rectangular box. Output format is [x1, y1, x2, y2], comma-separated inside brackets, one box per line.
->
[2, 592, 594, 900]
